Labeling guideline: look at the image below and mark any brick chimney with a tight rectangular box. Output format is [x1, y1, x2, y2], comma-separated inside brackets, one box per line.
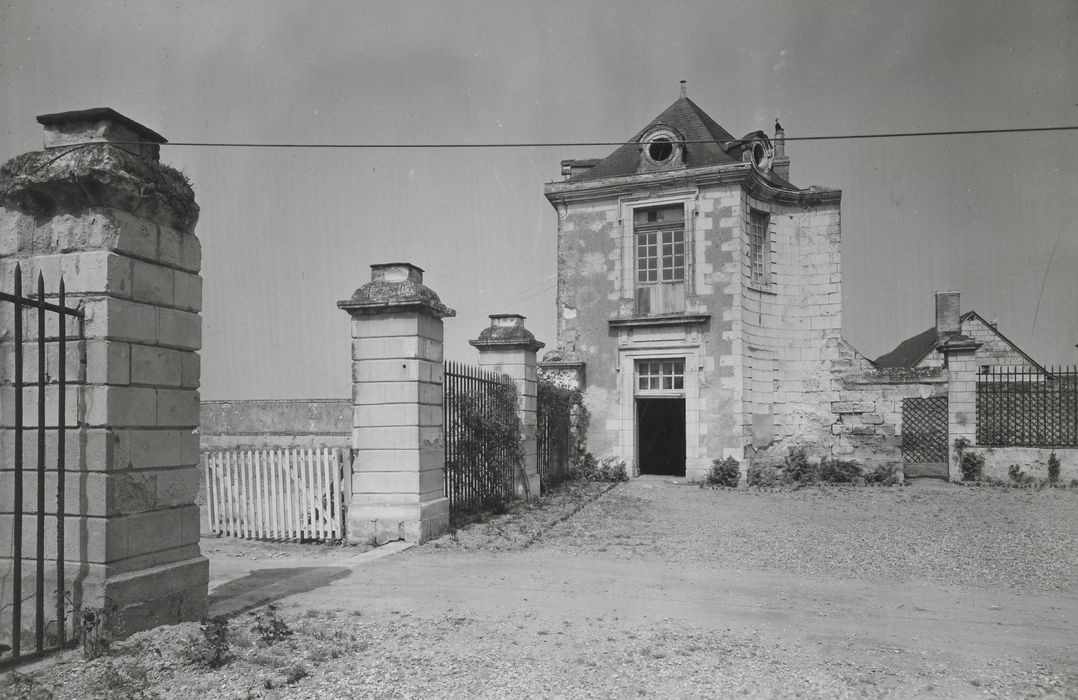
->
[935, 290, 961, 339]
[773, 119, 790, 181]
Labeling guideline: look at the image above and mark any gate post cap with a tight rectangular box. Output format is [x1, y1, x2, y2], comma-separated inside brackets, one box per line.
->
[470, 314, 544, 352]
[338, 262, 455, 318]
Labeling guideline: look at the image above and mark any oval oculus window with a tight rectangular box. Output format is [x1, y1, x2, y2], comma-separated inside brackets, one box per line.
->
[647, 137, 673, 163]
[752, 143, 767, 168]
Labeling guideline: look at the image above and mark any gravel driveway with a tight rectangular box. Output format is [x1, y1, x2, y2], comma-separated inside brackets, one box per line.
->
[7, 479, 1078, 699]
[532, 477, 1078, 592]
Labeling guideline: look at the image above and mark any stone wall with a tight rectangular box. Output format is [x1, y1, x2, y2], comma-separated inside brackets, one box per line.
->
[829, 367, 948, 471]
[740, 191, 844, 458]
[199, 399, 350, 450]
[967, 445, 1078, 483]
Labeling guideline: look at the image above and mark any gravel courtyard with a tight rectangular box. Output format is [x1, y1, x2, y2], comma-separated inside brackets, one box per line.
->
[6, 479, 1077, 699]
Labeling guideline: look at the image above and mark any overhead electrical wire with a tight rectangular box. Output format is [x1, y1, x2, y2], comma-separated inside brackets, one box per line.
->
[42, 124, 1078, 150]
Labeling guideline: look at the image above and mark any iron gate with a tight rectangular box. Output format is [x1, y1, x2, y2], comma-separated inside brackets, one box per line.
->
[1, 265, 83, 669]
[536, 381, 574, 489]
[901, 395, 949, 479]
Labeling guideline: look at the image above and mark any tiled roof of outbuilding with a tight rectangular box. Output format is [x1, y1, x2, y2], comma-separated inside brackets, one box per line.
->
[873, 311, 1046, 373]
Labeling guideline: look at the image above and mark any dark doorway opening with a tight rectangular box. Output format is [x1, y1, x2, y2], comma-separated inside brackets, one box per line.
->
[636, 398, 686, 476]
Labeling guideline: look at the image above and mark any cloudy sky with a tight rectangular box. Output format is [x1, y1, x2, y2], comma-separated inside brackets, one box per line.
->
[1, 1, 1075, 399]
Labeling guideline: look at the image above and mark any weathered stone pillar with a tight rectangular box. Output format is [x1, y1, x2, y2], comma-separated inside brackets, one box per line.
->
[338, 263, 454, 544]
[0, 108, 207, 636]
[940, 337, 982, 480]
[471, 314, 544, 498]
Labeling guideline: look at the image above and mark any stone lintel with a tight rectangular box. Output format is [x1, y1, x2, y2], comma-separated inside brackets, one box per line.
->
[37, 108, 166, 162]
[608, 314, 711, 329]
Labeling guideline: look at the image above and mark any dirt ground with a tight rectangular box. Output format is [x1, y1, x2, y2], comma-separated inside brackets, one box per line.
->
[5, 478, 1077, 698]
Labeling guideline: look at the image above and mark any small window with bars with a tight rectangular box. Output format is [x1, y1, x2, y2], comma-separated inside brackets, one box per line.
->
[636, 359, 685, 392]
[749, 210, 770, 284]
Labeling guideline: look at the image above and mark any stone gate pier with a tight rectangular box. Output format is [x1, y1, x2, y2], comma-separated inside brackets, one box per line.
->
[0, 108, 207, 636]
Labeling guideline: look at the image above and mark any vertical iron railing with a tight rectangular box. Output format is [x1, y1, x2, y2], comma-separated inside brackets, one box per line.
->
[442, 361, 517, 519]
[536, 381, 574, 489]
[1, 264, 83, 670]
[977, 365, 1077, 447]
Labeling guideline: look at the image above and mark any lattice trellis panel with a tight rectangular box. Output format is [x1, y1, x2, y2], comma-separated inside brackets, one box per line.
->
[902, 396, 949, 463]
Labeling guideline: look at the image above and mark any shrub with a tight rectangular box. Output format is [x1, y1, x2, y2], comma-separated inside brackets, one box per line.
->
[784, 448, 818, 484]
[252, 604, 293, 645]
[1048, 452, 1061, 484]
[818, 457, 862, 483]
[573, 453, 628, 482]
[746, 464, 782, 487]
[596, 457, 628, 482]
[706, 457, 741, 487]
[959, 451, 985, 482]
[863, 464, 900, 486]
[181, 616, 232, 669]
[573, 452, 599, 479]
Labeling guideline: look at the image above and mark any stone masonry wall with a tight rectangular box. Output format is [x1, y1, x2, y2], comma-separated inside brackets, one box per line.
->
[740, 193, 843, 461]
[829, 368, 948, 471]
[199, 399, 350, 450]
[967, 445, 1078, 483]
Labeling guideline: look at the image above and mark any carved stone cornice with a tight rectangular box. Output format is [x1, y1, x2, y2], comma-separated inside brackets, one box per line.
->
[545, 162, 841, 208]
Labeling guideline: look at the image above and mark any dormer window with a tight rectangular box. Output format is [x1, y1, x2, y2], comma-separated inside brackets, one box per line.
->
[648, 138, 673, 163]
[640, 126, 684, 170]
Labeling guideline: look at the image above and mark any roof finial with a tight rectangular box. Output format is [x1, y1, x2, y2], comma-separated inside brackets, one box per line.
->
[679, 80, 687, 98]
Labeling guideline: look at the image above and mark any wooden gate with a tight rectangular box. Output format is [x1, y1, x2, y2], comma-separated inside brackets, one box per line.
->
[203, 447, 346, 541]
[901, 396, 949, 479]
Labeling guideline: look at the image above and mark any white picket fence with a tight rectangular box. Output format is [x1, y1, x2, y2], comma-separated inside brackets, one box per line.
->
[203, 447, 347, 541]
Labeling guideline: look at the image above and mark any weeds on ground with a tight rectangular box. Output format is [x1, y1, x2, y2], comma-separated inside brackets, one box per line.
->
[180, 616, 232, 669]
[252, 604, 293, 645]
[818, 457, 862, 483]
[1048, 451, 1060, 484]
[863, 464, 900, 486]
[574, 453, 629, 482]
[746, 463, 782, 487]
[70, 595, 117, 660]
[1007, 464, 1036, 486]
[704, 457, 740, 487]
[89, 647, 161, 700]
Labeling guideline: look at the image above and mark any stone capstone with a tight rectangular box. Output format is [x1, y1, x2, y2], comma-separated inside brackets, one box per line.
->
[470, 321, 544, 352]
[338, 276, 455, 319]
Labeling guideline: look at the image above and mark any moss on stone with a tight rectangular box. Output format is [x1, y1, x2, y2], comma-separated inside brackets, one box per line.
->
[0, 143, 199, 233]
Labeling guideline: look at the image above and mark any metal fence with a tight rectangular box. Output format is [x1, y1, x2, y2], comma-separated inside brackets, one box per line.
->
[443, 361, 518, 519]
[1, 265, 83, 670]
[977, 365, 1078, 447]
[536, 380, 575, 488]
[203, 447, 346, 541]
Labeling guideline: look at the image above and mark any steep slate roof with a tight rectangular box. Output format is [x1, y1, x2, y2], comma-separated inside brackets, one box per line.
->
[572, 96, 742, 181]
[873, 311, 1046, 372]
